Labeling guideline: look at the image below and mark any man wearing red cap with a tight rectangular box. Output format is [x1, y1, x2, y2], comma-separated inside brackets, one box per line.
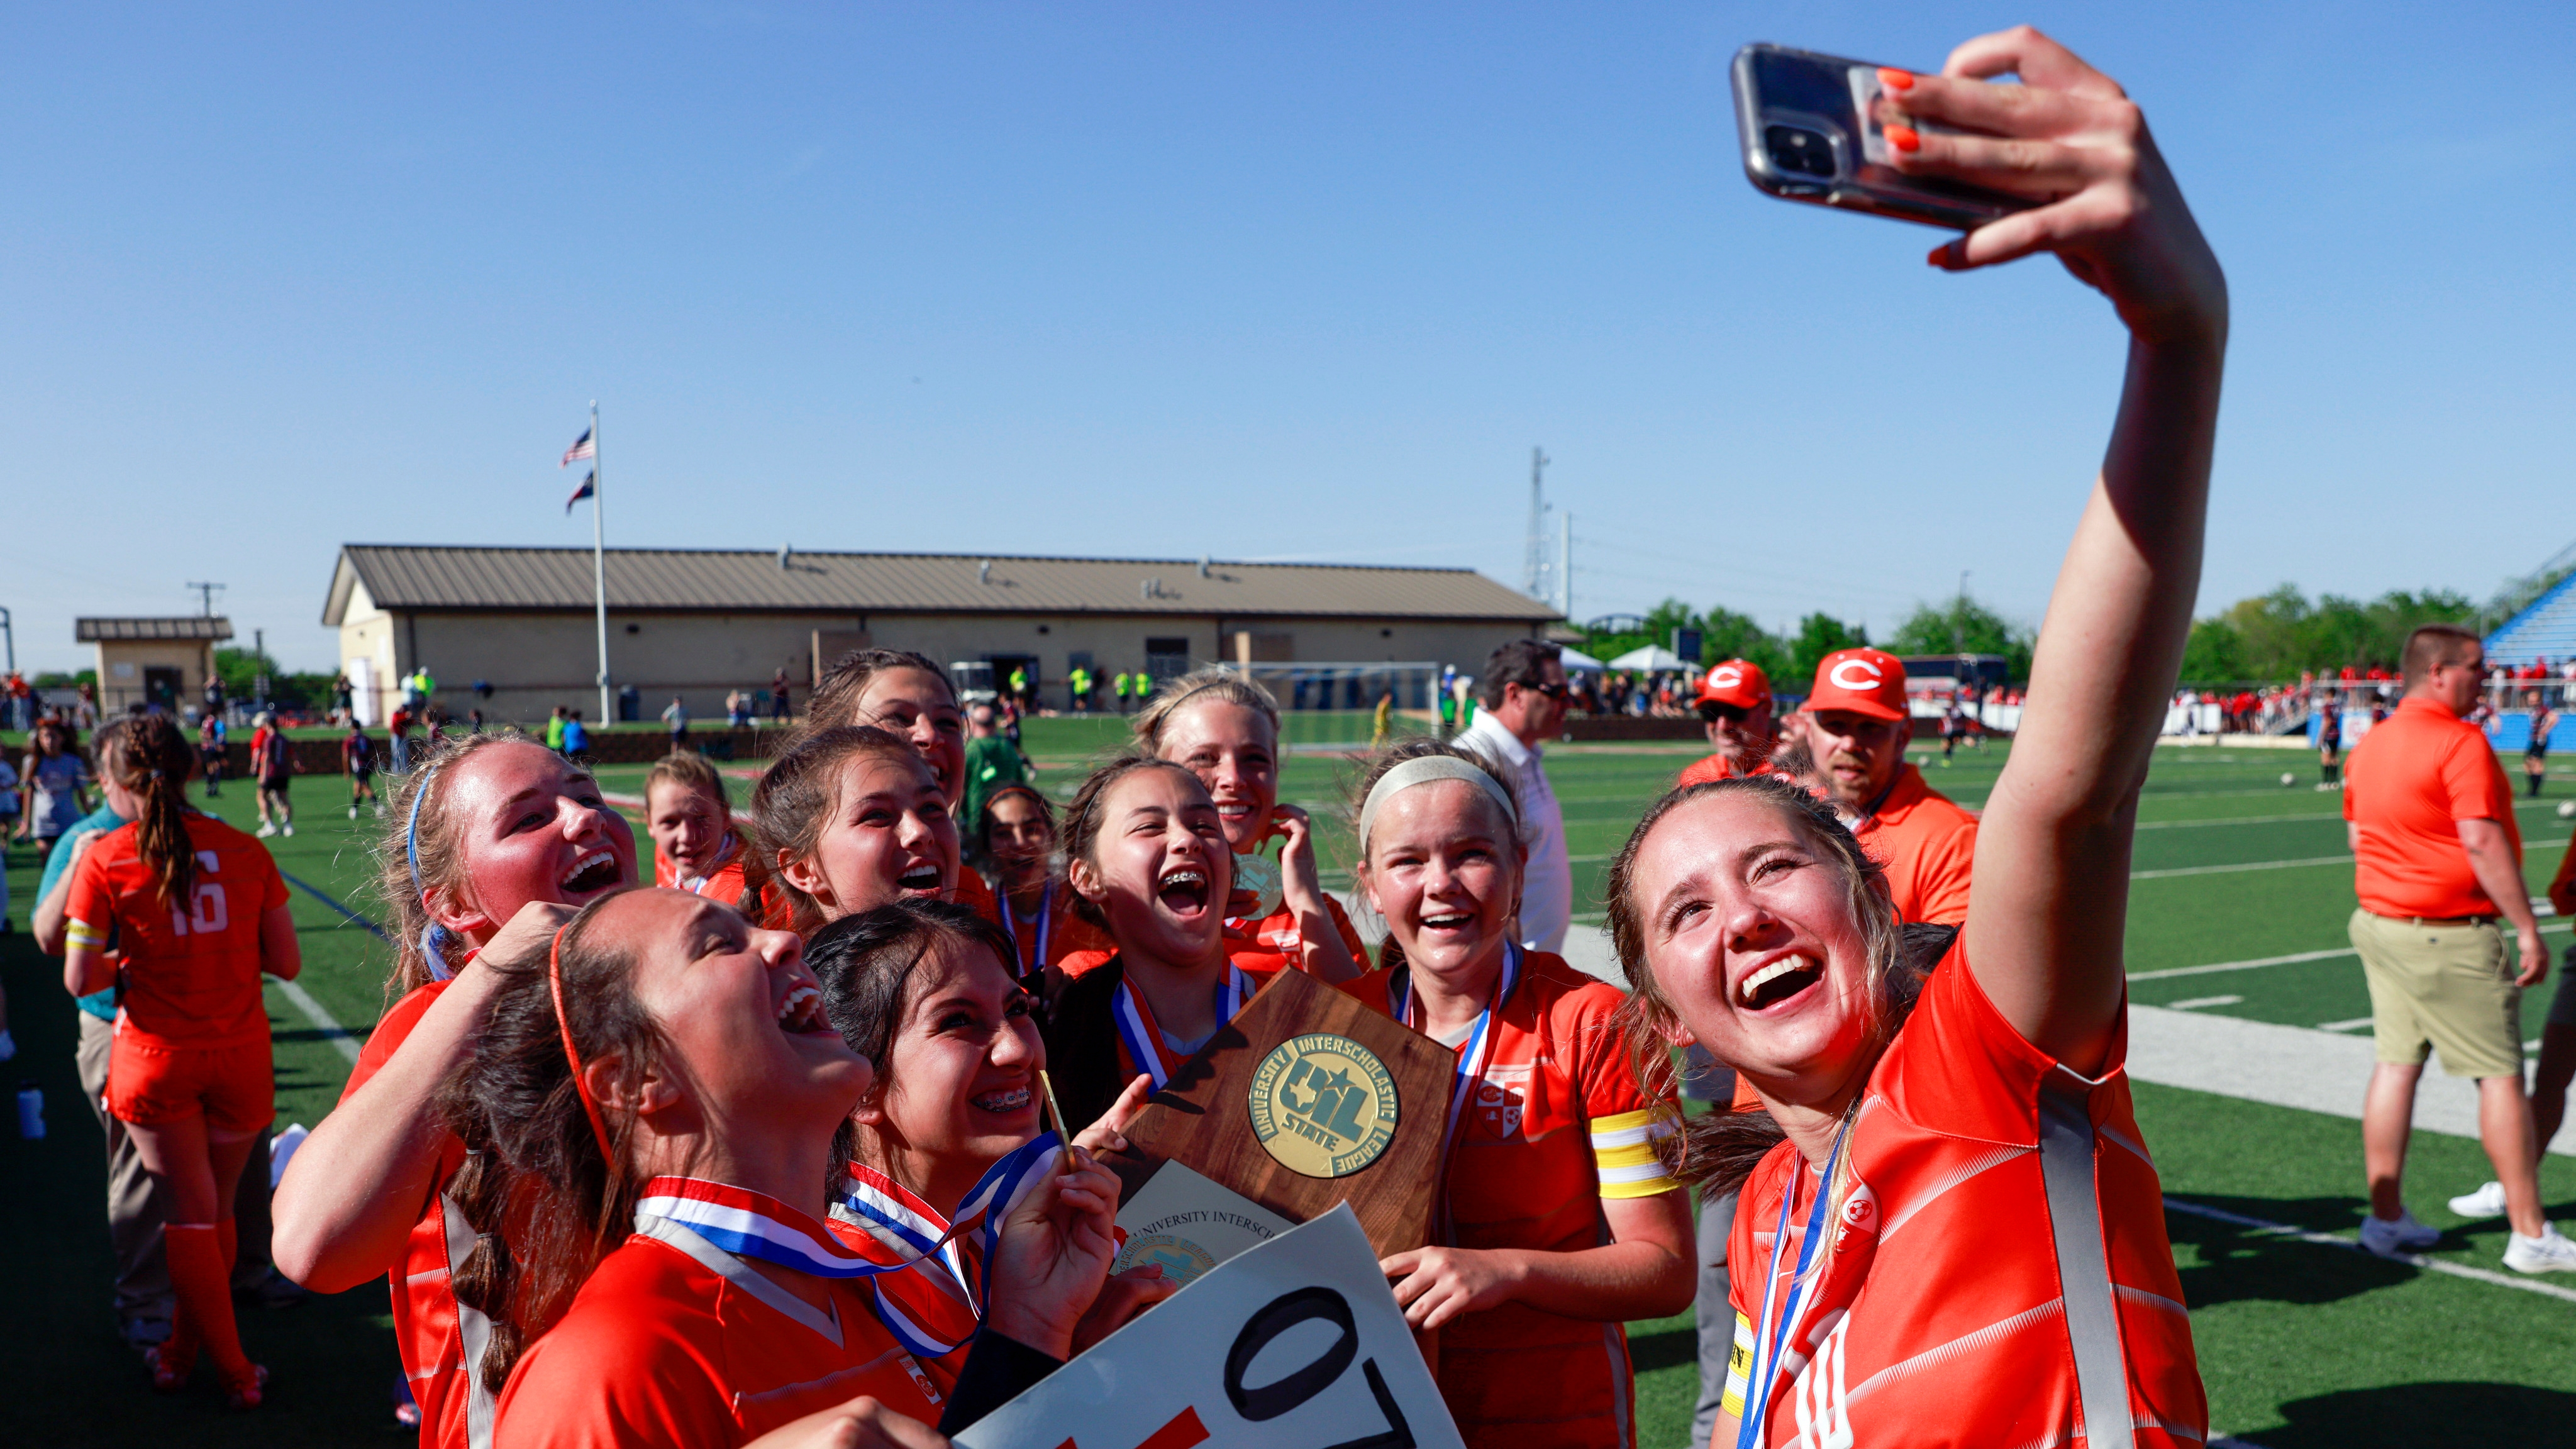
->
[1801, 645, 1979, 927]
[1677, 660, 1776, 787]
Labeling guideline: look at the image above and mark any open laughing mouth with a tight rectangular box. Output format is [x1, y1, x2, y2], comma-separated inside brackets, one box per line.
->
[777, 984, 835, 1036]
[897, 860, 943, 894]
[1157, 865, 1211, 916]
[971, 1084, 1034, 1114]
[560, 850, 622, 896]
[1419, 910, 1476, 933]
[1737, 955, 1824, 1012]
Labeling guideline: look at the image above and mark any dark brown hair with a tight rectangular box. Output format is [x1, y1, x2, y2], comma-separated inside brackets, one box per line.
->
[105, 714, 197, 905]
[809, 899, 1023, 1077]
[1057, 755, 1224, 929]
[1476, 638, 1562, 709]
[2401, 624, 2482, 683]
[974, 782, 1054, 870]
[741, 725, 935, 932]
[1602, 775, 1926, 1196]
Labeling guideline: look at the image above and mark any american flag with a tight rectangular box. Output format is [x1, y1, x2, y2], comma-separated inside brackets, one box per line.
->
[561, 426, 596, 466]
[565, 470, 595, 513]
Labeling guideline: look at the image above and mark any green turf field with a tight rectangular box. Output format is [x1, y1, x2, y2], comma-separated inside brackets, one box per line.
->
[6, 728, 2575, 1445]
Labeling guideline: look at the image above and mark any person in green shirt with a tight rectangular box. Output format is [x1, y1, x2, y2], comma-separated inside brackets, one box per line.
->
[1111, 671, 1130, 714]
[961, 701, 1034, 843]
[1067, 665, 1093, 713]
[1008, 665, 1030, 709]
[544, 705, 566, 750]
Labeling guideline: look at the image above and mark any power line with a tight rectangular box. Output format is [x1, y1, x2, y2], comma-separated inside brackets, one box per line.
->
[186, 580, 227, 617]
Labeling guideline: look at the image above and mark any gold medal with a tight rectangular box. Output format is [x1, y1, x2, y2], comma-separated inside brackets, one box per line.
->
[1246, 1034, 1400, 1178]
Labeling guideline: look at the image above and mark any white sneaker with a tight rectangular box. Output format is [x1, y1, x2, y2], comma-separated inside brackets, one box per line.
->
[255, 823, 277, 838]
[281, 824, 294, 838]
[2504, 1224, 2576, 1274]
[2448, 1181, 2509, 1219]
[348, 806, 360, 819]
[2359, 1209, 2442, 1257]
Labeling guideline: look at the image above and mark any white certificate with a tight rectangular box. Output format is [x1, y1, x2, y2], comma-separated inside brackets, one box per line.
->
[1111, 1160, 1299, 1289]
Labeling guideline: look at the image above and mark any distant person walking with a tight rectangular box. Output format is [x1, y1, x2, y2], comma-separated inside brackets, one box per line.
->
[249, 713, 294, 839]
[770, 666, 793, 723]
[1455, 640, 1571, 953]
[661, 694, 689, 748]
[342, 718, 379, 819]
[2318, 687, 2345, 791]
[2343, 625, 2576, 1272]
[1067, 663, 1093, 714]
[196, 714, 226, 798]
[1371, 689, 1393, 748]
[559, 709, 588, 758]
[2526, 691, 2557, 799]
[543, 704, 566, 752]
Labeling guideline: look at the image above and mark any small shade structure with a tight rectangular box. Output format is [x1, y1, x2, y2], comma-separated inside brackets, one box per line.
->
[1558, 645, 1607, 673]
[1606, 644, 1695, 673]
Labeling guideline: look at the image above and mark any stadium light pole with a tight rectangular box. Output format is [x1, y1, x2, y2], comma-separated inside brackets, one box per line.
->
[0, 606, 13, 674]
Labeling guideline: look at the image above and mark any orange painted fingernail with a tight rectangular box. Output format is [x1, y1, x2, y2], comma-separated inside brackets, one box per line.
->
[1886, 125, 1920, 153]
[1877, 67, 1914, 91]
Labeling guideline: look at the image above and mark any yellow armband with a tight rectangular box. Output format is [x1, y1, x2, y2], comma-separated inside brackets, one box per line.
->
[65, 918, 108, 951]
[1590, 1106, 1682, 1199]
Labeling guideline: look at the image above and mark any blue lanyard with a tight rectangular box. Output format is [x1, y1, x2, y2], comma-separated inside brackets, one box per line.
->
[1736, 1129, 1845, 1449]
[997, 881, 1052, 973]
[1392, 942, 1523, 1242]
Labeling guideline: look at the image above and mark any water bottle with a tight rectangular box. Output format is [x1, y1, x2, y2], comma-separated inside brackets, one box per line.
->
[16, 1082, 43, 1141]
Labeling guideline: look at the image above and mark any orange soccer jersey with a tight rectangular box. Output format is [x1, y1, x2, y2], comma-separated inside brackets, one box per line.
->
[1851, 763, 1978, 928]
[1346, 951, 1683, 1449]
[1223, 894, 1368, 976]
[341, 979, 502, 1449]
[494, 1213, 944, 1448]
[1723, 936, 2206, 1448]
[67, 812, 290, 1050]
[655, 835, 750, 907]
[1678, 755, 1775, 789]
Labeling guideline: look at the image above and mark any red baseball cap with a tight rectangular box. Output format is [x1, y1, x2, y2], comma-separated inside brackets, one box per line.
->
[1807, 647, 1909, 721]
[1695, 659, 1771, 711]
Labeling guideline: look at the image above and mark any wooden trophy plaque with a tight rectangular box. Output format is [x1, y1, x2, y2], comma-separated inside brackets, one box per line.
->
[1099, 968, 1454, 1259]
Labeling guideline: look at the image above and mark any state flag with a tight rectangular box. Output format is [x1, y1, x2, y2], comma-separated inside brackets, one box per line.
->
[565, 470, 595, 513]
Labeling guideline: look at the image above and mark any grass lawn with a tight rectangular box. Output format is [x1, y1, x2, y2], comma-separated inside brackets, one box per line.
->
[6, 732, 2575, 1445]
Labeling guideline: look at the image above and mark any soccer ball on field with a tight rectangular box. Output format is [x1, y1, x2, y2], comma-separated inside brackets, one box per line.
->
[2559, 801, 2575, 820]
[2280, 772, 2296, 787]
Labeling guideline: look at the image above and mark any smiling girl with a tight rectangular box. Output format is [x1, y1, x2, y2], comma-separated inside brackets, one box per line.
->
[746, 727, 960, 933]
[645, 752, 746, 901]
[806, 650, 1000, 921]
[973, 785, 1108, 984]
[1340, 740, 1693, 1447]
[1606, 29, 2223, 1446]
[810, 900, 1167, 1385]
[272, 733, 636, 1449]
[1040, 757, 1263, 1134]
[439, 889, 1119, 1447]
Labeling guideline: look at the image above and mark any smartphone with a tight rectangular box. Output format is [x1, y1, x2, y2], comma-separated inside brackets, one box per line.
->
[1729, 42, 2033, 230]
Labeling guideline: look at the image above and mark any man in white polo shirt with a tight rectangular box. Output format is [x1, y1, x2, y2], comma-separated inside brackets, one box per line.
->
[1457, 638, 1572, 953]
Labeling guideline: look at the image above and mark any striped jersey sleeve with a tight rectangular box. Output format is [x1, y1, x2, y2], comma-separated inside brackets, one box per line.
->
[1588, 1106, 1682, 1199]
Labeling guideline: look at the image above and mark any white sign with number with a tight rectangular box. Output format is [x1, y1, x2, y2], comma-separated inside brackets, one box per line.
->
[955, 1204, 1462, 1449]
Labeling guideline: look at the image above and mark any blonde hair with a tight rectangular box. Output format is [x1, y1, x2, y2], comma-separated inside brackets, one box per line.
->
[643, 751, 731, 813]
[373, 731, 530, 1000]
[1130, 669, 1280, 757]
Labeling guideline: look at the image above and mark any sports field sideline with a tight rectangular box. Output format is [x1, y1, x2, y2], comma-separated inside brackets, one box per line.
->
[6, 719, 2574, 1445]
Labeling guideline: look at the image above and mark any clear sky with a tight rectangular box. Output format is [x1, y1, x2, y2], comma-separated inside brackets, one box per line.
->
[6, 3, 2570, 675]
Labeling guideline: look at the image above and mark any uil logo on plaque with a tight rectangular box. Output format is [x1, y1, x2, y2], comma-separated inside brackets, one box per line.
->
[1247, 1034, 1399, 1178]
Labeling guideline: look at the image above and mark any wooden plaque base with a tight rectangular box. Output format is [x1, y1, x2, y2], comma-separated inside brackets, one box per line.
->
[1101, 969, 1453, 1259]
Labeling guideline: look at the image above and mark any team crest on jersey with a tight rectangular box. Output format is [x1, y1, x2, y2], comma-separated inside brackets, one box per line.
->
[1474, 1062, 1531, 1139]
[1247, 1034, 1400, 1178]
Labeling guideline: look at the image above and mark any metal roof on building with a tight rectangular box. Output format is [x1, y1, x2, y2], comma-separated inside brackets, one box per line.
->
[77, 616, 236, 642]
[325, 545, 1557, 625]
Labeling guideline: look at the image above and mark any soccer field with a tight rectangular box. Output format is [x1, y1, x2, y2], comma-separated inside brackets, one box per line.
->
[6, 724, 2575, 1445]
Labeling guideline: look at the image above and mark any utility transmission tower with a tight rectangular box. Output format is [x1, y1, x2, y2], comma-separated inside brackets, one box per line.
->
[1523, 447, 1550, 599]
[186, 581, 227, 617]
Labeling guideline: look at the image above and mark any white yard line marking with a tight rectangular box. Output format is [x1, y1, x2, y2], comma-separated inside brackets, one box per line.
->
[270, 977, 364, 1065]
[2166, 995, 2244, 1011]
[2130, 854, 2353, 880]
[2316, 1018, 2375, 1032]
[2162, 1197, 2576, 1306]
[2135, 797, 2569, 831]
[2131, 921, 2572, 982]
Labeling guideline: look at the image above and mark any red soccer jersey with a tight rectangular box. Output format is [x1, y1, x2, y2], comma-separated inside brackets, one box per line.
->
[341, 980, 488, 1449]
[2343, 696, 2521, 919]
[1223, 894, 1369, 977]
[654, 835, 750, 908]
[1344, 952, 1683, 1449]
[1678, 755, 1775, 789]
[1723, 937, 2206, 1449]
[1853, 763, 1979, 928]
[492, 1220, 944, 1449]
[66, 813, 289, 1050]
[828, 1164, 977, 1395]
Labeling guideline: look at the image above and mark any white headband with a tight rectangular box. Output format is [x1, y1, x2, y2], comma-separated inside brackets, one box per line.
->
[1357, 755, 1519, 853]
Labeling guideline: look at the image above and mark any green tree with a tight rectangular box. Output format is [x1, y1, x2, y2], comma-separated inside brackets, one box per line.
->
[1786, 613, 1867, 691]
[1886, 596, 2035, 681]
[1701, 606, 1792, 684]
[2177, 618, 2245, 686]
[2187, 584, 2481, 681]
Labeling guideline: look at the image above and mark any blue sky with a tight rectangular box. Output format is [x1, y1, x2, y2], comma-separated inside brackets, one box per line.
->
[6, 3, 2570, 675]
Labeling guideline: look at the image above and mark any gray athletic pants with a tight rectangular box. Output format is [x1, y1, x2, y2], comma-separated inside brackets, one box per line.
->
[1691, 1186, 1739, 1449]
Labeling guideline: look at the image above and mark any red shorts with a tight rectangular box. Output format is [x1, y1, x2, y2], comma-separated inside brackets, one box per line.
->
[106, 1035, 273, 1135]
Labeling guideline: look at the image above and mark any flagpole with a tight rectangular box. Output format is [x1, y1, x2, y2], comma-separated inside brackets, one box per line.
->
[591, 400, 611, 726]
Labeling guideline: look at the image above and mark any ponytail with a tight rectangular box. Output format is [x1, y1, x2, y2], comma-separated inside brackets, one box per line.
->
[110, 716, 199, 905]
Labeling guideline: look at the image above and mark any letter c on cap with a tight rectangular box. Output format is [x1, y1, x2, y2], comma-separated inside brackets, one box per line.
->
[1829, 659, 1883, 691]
[1713, 667, 1741, 690]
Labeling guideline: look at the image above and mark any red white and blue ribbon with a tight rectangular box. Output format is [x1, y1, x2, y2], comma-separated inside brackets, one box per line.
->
[948, 1132, 1066, 1318]
[1392, 941, 1522, 1240]
[677, 833, 739, 896]
[837, 1166, 977, 1361]
[1112, 966, 1257, 1091]
[638, 1176, 916, 1280]
[996, 882, 1052, 974]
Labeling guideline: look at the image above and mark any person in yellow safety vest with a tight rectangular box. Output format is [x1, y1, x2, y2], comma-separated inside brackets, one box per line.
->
[1068, 664, 1093, 713]
[1008, 664, 1030, 708]
[1112, 670, 1132, 714]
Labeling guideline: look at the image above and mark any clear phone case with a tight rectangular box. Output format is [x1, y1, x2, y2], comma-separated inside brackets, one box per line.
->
[1730, 43, 2033, 231]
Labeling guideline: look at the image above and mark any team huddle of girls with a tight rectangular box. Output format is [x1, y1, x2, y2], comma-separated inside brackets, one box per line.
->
[80, 27, 2223, 1447]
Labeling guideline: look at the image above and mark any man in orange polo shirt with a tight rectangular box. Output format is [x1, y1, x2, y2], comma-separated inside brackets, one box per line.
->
[2343, 623, 2575, 1270]
[1799, 646, 1979, 926]
[1676, 660, 1775, 787]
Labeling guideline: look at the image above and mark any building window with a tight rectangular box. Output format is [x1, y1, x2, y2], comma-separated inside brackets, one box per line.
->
[1145, 637, 1191, 682]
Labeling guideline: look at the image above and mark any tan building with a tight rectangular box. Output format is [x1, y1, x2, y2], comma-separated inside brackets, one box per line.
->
[322, 545, 1558, 725]
[77, 616, 233, 714]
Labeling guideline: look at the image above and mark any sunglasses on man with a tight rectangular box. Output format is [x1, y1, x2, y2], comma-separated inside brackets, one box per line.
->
[1697, 702, 1752, 724]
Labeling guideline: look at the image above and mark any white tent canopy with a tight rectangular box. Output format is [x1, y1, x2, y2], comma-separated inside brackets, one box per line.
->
[1557, 645, 1607, 672]
[1606, 644, 1695, 672]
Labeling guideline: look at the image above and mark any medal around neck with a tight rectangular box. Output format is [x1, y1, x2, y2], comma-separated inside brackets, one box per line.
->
[1231, 846, 1284, 921]
[1247, 1034, 1399, 1178]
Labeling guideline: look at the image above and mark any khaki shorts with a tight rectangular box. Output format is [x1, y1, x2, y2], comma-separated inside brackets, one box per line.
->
[2348, 908, 2524, 1079]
